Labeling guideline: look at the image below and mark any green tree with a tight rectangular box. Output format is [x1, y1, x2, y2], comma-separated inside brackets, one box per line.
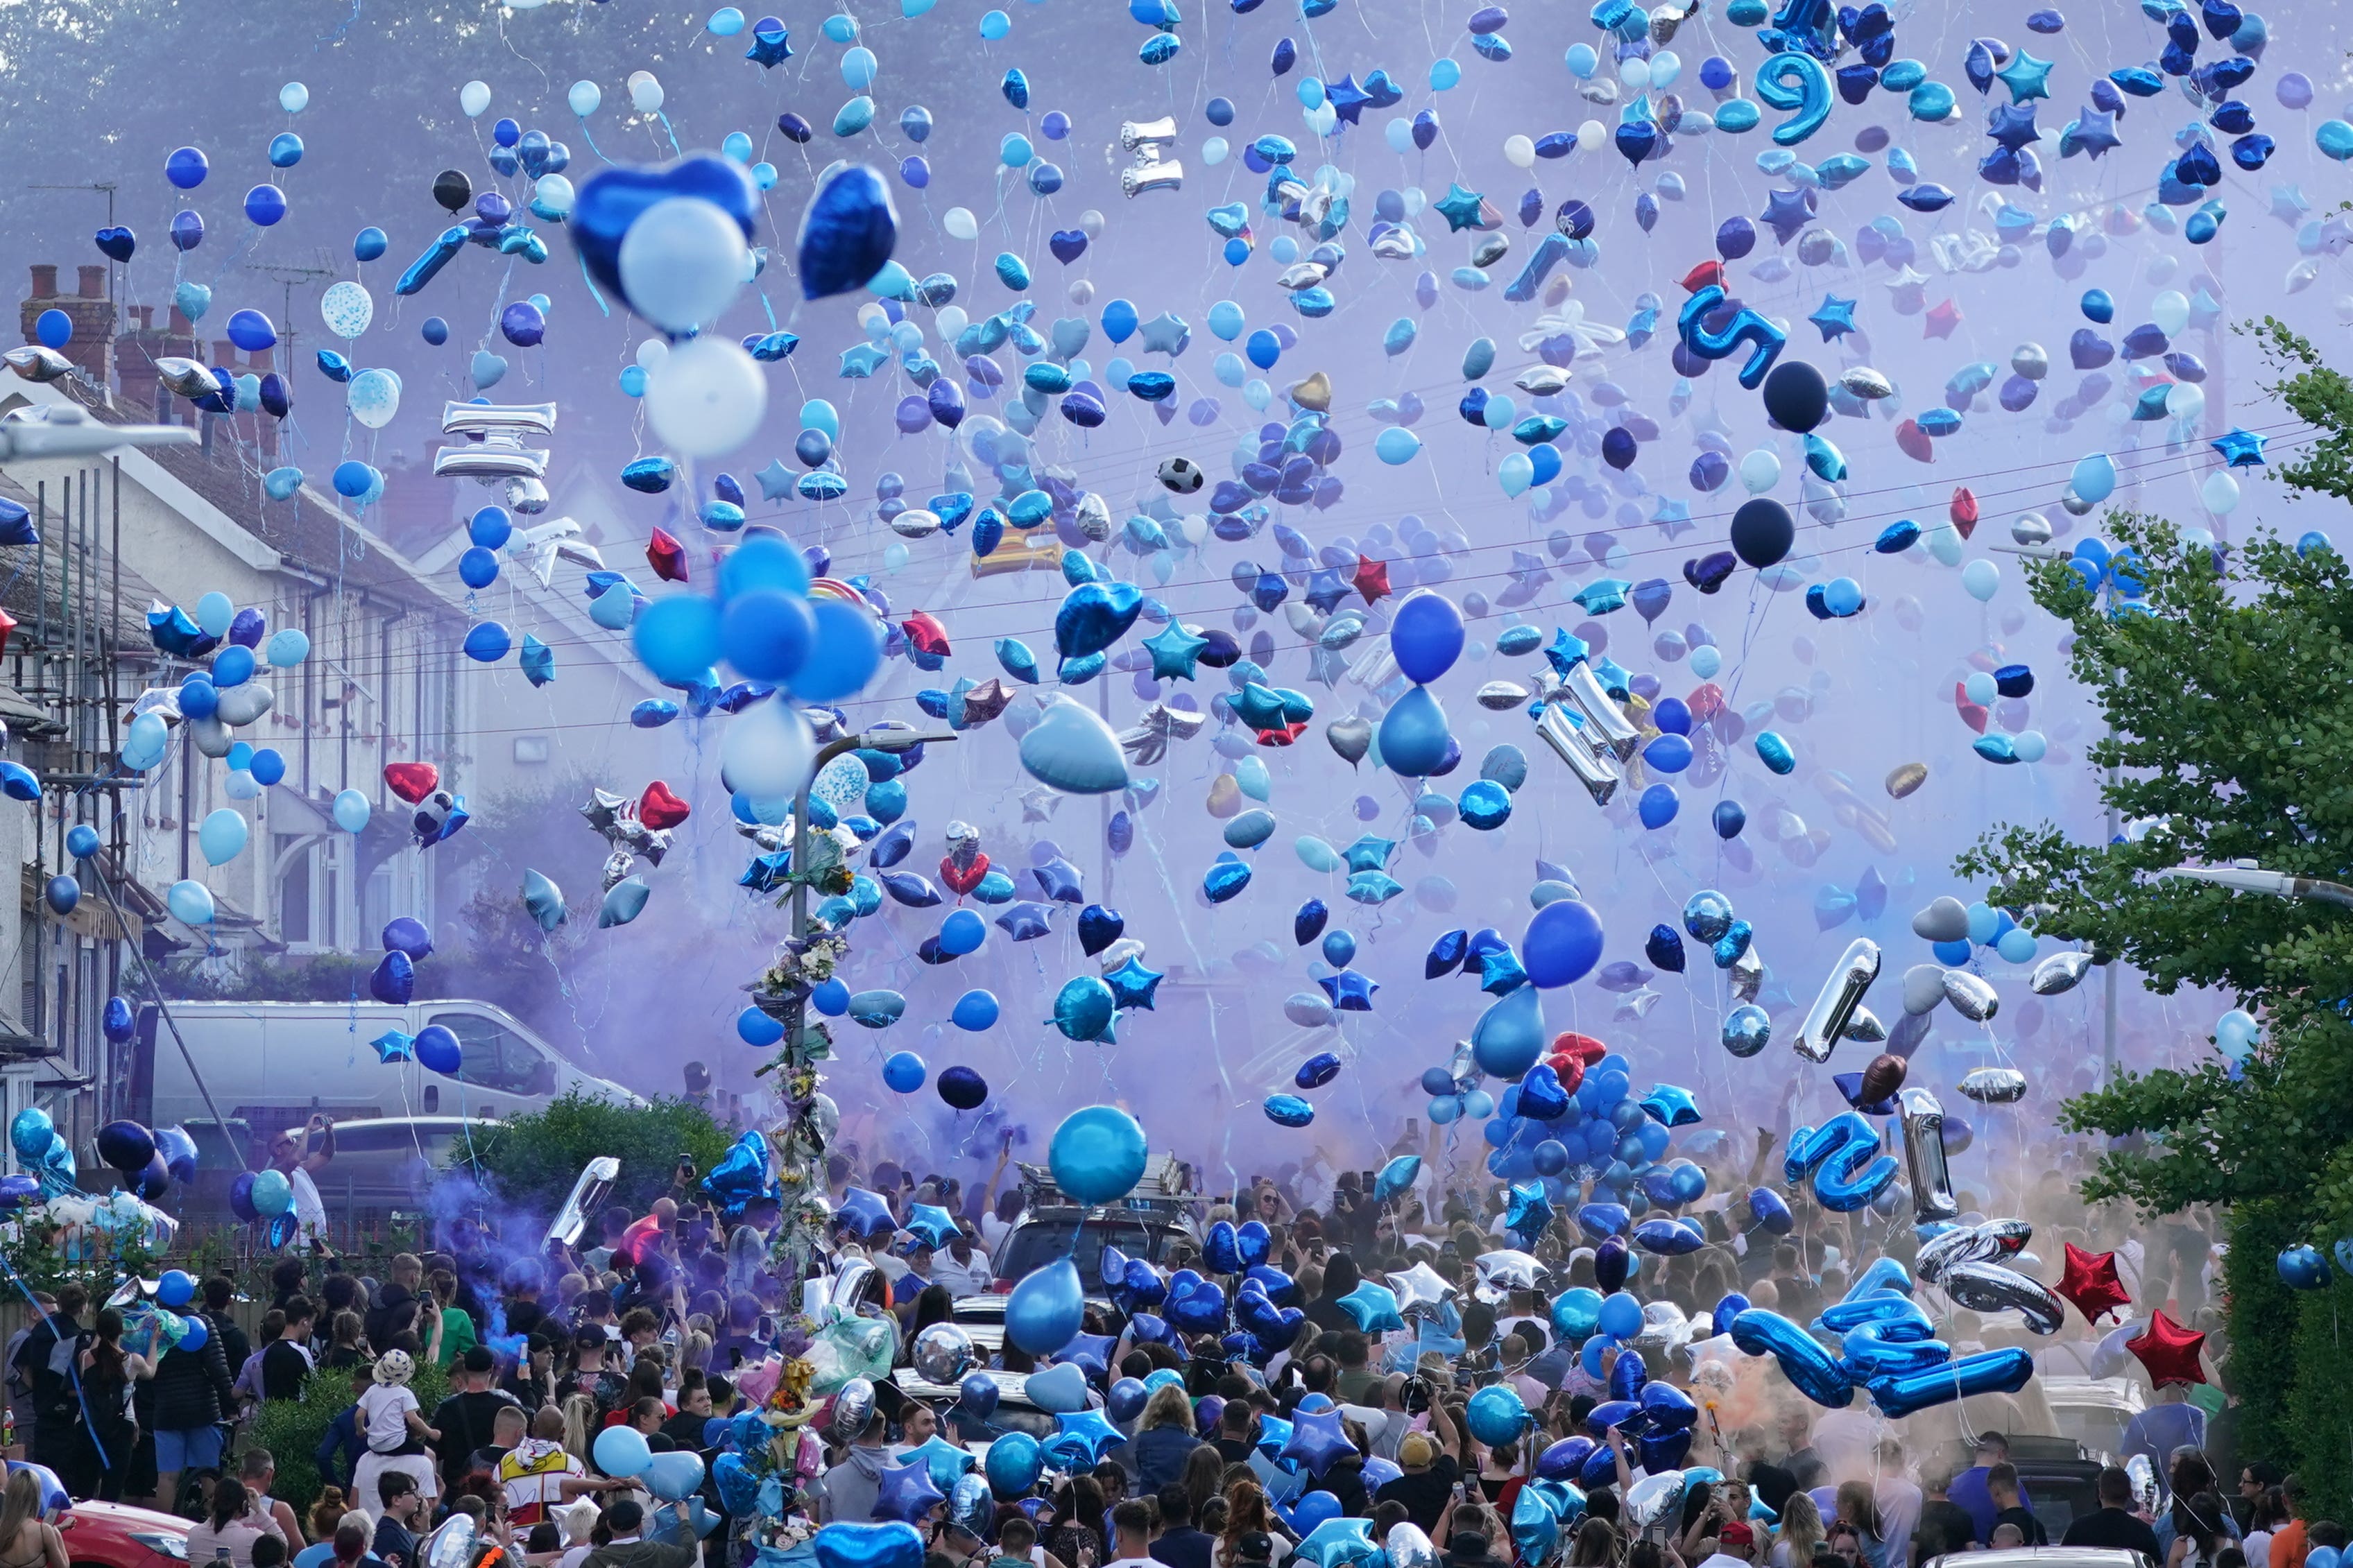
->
[1953, 321, 2353, 1513]
[459, 1087, 736, 1218]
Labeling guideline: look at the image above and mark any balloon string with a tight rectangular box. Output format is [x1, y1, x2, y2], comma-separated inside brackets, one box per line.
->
[576, 115, 615, 165]
[576, 250, 611, 318]
[656, 111, 685, 158]
[0, 1250, 108, 1469]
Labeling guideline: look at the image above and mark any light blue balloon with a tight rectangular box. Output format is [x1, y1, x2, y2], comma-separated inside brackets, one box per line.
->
[1204, 136, 1230, 165]
[1209, 300, 1246, 340]
[708, 6, 746, 32]
[1297, 76, 1326, 109]
[842, 46, 879, 88]
[1215, 352, 1247, 387]
[265, 628, 311, 667]
[1002, 132, 1034, 166]
[1471, 984, 1546, 1078]
[1566, 42, 1598, 77]
[1431, 56, 1462, 89]
[1378, 684, 1452, 777]
[1376, 427, 1422, 465]
[980, 8, 1010, 35]
[822, 10, 860, 39]
[2071, 451, 2116, 503]
[1386, 118, 1414, 153]
[166, 879, 216, 926]
[801, 399, 841, 439]
[332, 789, 370, 833]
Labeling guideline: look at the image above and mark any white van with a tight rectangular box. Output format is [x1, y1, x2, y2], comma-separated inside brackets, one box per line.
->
[132, 999, 642, 1148]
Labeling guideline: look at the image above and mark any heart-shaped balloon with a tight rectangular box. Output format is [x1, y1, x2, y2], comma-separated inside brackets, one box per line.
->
[1583, 1398, 1650, 1440]
[1078, 903, 1127, 956]
[941, 852, 989, 895]
[1326, 714, 1373, 766]
[701, 1132, 772, 1214]
[1609, 1347, 1648, 1401]
[1637, 1427, 1693, 1473]
[570, 153, 761, 318]
[1122, 1260, 1167, 1307]
[1536, 1435, 1596, 1480]
[1640, 1380, 1700, 1431]
[173, 278, 212, 325]
[639, 780, 690, 829]
[798, 164, 900, 300]
[1023, 1361, 1089, 1413]
[1237, 1219, 1274, 1268]
[1099, 1245, 1132, 1287]
[1167, 1275, 1229, 1334]
[1049, 229, 1089, 264]
[95, 226, 137, 263]
[1245, 1264, 1296, 1305]
[384, 761, 440, 803]
[1204, 1221, 1242, 1275]
[1235, 1282, 1288, 1341]
[812, 1521, 925, 1568]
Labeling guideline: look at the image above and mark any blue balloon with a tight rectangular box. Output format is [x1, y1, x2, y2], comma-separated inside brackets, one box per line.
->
[882, 1051, 927, 1092]
[1471, 984, 1546, 1078]
[1390, 592, 1465, 682]
[799, 164, 900, 299]
[1731, 1308, 1853, 1406]
[953, 989, 1001, 1031]
[1378, 684, 1453, 777]
[938, 908, 986, 956]
[1049, 1105, 1147, 1202]
[736, 1006, 786, 1045]
[1523, 899, 1605, 988]
[1005, 1257, 1086, 1353]
[459, 546, 501, 588]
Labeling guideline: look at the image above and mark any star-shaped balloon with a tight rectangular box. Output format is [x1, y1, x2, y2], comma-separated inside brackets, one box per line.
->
[1020, 787, 1062, 823]
[2269, 182, 2311, 223]
[1252, 1415, 1293, 1463]
[1995, 50, 2053, 101]
[1051, 1332, 1119, 1379]
[1145, 621, 1209, 680]
[1760, 187, 1815, 243]
[995, 902, 1055, 940]
[1282, 1407, 1359, 1478]
[1924, 298, 1964, 340]
[2056, 1242, 2132, 1325]
[1338, 1281, 1405, 1333]
[2125, 1308, 2205, 1386]
[959, 678, 1013, 726]
[2062, 107, 2121, 159]
[1806, 294, 1858, 341]
[1137, 311, 1192, 356]
[1987, 102, 2042, 151]
[1318, 967, 1380, 1011]
[743, 21, 794, 66]
[1353, 557, 1391, 603]
[900, 1435, 975, 1492]
[1293, 1518, 1378, 1568]
[2211, 428, 2267, 467]
[1051, 1408, 1126, 1465]
[1475, 1250, 1545, 1295]
[370, 1029, 416, 1063]
[1303, 569, 1349, 614]
[1325, 74, 1375, 125]
[903, 1203, 959, 1250]
[835, 1186, 897, 1239]
[1342, 835, 1397, 874]
[1882, 263, 1928, 295]
[1106, 956, 1165, 1010]
[1433, 182, 1498, 232]
[840, 342, 889, 377]
[1505, 1180, 1555, 1247]
[1479, 947, 1530, 995]
[1640, 1083, 1702, 1128]
[1389, 1261, 1457, 1318]
[1232, 682, 1292, 732]
[872, 1458, 946, 1524]
[756, 458, 797, 502]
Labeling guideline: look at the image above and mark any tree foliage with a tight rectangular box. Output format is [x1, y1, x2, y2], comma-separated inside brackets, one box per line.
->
[457, 1086, 737, 1221]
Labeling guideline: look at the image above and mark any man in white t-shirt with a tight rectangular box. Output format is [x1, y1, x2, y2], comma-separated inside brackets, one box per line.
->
[1103, 1499, 1158, 1568]
[271, 1116, 336, 1250]
[932, 1227, 995, 1298]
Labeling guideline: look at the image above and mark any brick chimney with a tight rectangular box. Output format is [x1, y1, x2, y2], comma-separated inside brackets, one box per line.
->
[117, 304, 204, 423]
[19, 262, 118, 387]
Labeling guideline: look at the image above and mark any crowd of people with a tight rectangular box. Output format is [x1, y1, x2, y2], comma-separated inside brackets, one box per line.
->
[0, 1120, 2300, 1568]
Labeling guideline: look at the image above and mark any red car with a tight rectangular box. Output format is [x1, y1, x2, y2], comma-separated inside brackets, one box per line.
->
[54, 1500, 191, 1568]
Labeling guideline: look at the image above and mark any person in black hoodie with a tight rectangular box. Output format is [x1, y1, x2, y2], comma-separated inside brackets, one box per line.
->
[148, 1300, 237, 1514]
[10, 1284, 86, 1478]
[1303, 1253, 1362, 1333]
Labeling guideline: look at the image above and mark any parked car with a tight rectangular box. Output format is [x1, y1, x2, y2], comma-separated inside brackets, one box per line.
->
[2040, 1376, 2146, 1464]
[1925, 1551, 2148, 1568]
[1928, 1435, 2109, 1540]
[892, 1367, 1061, 1450]
[54, 1499, 191, 1568]
[298, 1116, 504, 1208]
[133, 1000, 641, 1142]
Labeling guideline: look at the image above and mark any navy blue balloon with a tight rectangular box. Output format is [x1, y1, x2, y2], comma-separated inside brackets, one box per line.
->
[1644, 924, 1686, 973]
[797, 164, 900, 300]
[1712, 800, 1746, 839]
[1294, 899, 1328, 946]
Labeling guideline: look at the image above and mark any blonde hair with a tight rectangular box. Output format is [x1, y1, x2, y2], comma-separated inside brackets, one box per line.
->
[679, 1328, 713, 1375]
[0, 1469, 48, 1547]
[1777, 1491, 1824, 1565]
[560, 1392, 597, 1464]
[1140, 1384, 1195, 1432]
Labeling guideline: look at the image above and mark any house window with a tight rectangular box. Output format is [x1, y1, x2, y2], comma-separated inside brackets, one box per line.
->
[275, 835, 346, 951]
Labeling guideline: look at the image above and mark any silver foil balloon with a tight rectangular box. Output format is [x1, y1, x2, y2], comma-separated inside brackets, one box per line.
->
[1682, 890, 1736, 943]
[1941, 969, 2001, 1022]
[1478, 680, 1533, 711]
[1625, 1469, 1688, 1531]
[1842, 1005, 1888, 1044]
[1722, 1004, 1772, 1058]
[1388, 1524, 1441, 1568]
[1897, 1088, 1959, 1223]
[1631, 1300, 1692, 1359]
[1562, 662, 1641, 759]
[2126, 1453, 2167, 1518]
[1729, 945, 1764, 1003]
[828, 1376, 878, 1441]
[2030, 950, 2096, 995]
[1792, 938, 1882, 1062]
[1957, 1067, 2028, 1104]
[949, 1472, 994, 1538]
[1940, 1261, 2066, 1335]
[1534, 701, 1625, 806]
[1475, 1249, 1546, 1297]
[912, 1323, 979, 1384]
[424, 1516, 477, 1568]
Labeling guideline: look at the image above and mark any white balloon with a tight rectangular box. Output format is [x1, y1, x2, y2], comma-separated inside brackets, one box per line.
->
[628, 70, 664, 113]
[936, 305, 970, 341]
[459, 80, 492, 117]
[943, 206, 979, 241]
[1738, 447, 1781, 493]
[568, 80, 602, 117]
[617, 196, 748, 331]
[2166, 382, 2205, 422]
[347, 368, 401, 429]
[280, 82, 309, 114]
[532, 173, 576, 218]
[2201, 469, 2241, 515]
[1503, 134, 1537, 168]
[1577, 119, 1606, 153]
[635, 337, 670, 371]
[645, 336, 768, 458]
[721, 699, 816, 799]
[1650, 49, 1682, 87]
[2149, 288, 2191, 337]
[1961, 558, 2001, 602]
[320, 280, 373, 340]
[1620, 55, 1652, 89]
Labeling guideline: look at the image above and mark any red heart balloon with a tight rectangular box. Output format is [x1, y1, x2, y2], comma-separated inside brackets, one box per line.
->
[383, 762, 439, 804]
[639, 781, 690, 830]
[939, 852, 989, 895]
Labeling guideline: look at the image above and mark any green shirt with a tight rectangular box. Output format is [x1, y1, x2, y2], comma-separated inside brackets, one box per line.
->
[436, 1306, 479, 1367]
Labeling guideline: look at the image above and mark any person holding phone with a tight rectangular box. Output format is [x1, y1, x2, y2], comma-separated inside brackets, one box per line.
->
[269, 1117, 336, 1254]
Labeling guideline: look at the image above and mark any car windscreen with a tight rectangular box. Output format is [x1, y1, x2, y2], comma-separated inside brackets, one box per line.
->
[994, 1218, 1164, 1280]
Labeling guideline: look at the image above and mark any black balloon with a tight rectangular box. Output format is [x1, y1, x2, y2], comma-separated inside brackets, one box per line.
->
[1730, 498, 1795, 568]
[431, 169, 473, 213]
[95, 1118, 156, 1175]
[938, 1065, 989, 1110]
[1761, 361, 1830, 433]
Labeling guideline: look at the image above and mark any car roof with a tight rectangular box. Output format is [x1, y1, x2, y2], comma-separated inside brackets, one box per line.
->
[1929, 1552, 2150, 1568]
[2039, 1377, 2145, 1409]
[893, 1367, 1048, 1410]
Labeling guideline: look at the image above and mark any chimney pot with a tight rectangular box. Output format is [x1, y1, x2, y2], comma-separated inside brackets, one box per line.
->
[168, 305, 198, 336]
[28, 265, 55, 299]
[212, 340, 240, 368]
[76, 265, 105, 300]
[132, 305, 153, 331]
